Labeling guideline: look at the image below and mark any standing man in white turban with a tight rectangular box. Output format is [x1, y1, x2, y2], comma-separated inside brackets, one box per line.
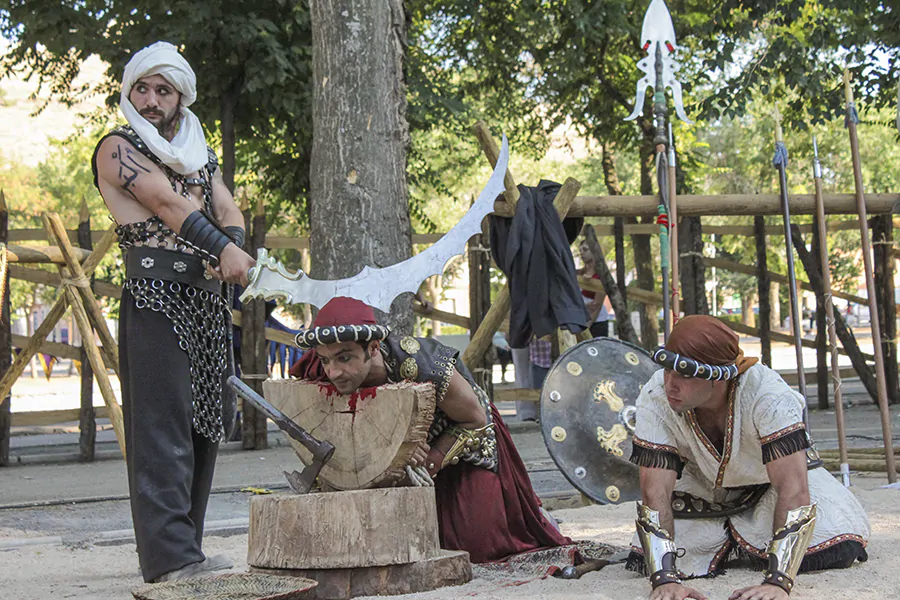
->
[91, 41, 256, 583]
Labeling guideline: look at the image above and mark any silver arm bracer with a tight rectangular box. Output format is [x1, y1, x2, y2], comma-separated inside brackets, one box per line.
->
[636, 503, 682, 589]
[763, 503, 817, 594]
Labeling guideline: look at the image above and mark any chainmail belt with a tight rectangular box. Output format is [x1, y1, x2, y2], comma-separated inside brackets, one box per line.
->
[124, 247, 229, 442]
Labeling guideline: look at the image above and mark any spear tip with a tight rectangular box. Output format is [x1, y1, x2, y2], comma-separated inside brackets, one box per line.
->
[843, 67, 854, 104]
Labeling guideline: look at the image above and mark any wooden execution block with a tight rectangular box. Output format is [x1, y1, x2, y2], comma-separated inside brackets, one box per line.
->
[251, 550, 472, 600]
[262, 379, 435, 490]
[248, 486, 441, 570]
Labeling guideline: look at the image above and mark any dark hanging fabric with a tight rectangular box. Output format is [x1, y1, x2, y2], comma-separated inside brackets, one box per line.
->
[761, 428, 811, 464]
[629, 444, 685, 476]
[489, 180, 589, 348]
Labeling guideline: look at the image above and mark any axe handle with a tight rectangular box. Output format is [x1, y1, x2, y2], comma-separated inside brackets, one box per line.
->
[226, 376, 334, 461]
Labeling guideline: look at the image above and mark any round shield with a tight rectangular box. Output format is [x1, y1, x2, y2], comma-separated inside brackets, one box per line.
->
[541, 337, 660, 505]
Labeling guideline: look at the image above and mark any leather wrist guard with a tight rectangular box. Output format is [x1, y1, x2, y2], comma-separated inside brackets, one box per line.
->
[762, 504, 817, 594]
[225, 226, 245, 249]
[440, 424, 496, 470]
[636, 503, 682, 589]
[178, 210, 233, 266]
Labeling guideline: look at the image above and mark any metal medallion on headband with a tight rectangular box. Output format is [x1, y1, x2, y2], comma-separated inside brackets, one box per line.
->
[541, 337, 660, 505]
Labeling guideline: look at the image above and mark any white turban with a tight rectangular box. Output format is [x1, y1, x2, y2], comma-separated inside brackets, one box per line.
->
[120, 41, 208, 175]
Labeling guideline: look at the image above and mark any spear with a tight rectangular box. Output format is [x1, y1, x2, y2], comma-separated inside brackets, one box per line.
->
[843, 68, 897, 483]
[812, 135, 850, 487]
[625, 0, 692, 340]
[772, 109, 809, 415]
[668, 123, 679, 320]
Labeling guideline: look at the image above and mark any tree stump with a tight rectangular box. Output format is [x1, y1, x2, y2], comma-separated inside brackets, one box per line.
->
[248, 487, 441, 570]
[262, 380, 435, 490]
[251, 550, 472, 600]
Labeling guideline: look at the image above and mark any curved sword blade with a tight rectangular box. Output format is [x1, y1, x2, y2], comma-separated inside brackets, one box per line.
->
[241, 136, 511, 312]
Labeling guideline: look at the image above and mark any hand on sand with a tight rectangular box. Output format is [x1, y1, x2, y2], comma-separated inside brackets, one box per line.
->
[729, 583, 790, 600]
[650, 582, 710, 600]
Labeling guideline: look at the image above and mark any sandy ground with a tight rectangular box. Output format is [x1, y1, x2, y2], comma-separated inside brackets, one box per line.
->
[1, 475, 897, 600]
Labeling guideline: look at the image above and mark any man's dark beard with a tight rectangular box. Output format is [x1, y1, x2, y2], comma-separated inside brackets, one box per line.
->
[142, 109, 179, 137]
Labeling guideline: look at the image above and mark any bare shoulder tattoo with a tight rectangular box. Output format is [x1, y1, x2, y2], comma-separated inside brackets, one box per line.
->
[110, 143, 151, 196]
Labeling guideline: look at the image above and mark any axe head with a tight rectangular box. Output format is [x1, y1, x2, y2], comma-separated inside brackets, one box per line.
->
[284, 439, 335, 494]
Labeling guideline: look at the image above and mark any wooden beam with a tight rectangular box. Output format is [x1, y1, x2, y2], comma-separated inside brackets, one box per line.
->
[493, 388, 542, 403]
[492, 193, 899, 218]
[12, 406, 111, 428]
[7, 244, 92, 264]
[703, 256, 895, 312]
[10, 334, 115, 367]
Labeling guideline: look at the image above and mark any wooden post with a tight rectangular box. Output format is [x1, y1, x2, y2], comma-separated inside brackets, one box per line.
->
[43, 214, 126, 459]
[467, 225, 493, 397]
[614, 217, 627, 303]
[77, 199, 96, 461]
[0, 191, 11, 465]
[754, 216, 772, 366]
[0, 225, 117, 406]
[811, 213, 829, 410]
[791, 225, 878, 402]
[583, 225, 640, 346]
[242, 199, 268, 450]
[873, 215, 899, 405]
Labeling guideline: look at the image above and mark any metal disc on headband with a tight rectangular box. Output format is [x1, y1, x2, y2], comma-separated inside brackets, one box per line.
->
[540, 337, 660, 505]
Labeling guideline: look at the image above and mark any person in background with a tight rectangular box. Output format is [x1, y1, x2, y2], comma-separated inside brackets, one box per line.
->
[578, 241, 610, 337]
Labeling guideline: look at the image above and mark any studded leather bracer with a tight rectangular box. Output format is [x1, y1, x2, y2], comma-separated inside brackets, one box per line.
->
[762, 504, 817, 594]
[178, 210, 234, 267]
[439, 424, 497, 470]
[636, 503, 682, 589]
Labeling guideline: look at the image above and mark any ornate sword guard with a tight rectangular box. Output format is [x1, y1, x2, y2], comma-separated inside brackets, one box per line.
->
[241, 248, 306, 304]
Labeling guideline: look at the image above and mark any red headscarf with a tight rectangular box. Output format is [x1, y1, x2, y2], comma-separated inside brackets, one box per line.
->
[288, 297, 378, 380]
[666, 315, 757, 375]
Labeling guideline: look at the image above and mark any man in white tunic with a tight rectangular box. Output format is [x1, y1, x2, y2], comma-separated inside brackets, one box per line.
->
[628, 316, 869, 600]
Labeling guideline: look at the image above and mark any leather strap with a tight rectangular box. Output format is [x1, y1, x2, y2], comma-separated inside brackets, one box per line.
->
[179, 210, 233, 265]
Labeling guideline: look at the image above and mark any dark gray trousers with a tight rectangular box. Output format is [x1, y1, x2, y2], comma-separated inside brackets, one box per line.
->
[120, 288, 219, 582]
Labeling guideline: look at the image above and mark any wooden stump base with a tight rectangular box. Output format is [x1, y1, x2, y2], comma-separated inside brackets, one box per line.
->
[251, 549, 472, 600]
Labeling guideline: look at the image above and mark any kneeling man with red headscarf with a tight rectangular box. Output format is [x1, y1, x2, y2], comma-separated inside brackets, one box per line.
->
[628, 316, 869, 600]
[289, 297, 572, 564]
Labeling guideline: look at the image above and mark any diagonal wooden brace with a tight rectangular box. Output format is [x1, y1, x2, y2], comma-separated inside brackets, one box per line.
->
[0, 224, 117, 405]
[46, 213, 120, 375]
[42, 214, 125, 458]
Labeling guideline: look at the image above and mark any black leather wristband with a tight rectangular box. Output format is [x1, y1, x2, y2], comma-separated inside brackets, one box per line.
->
[225, 226, 245, 249]
[179, 210, 233, 265]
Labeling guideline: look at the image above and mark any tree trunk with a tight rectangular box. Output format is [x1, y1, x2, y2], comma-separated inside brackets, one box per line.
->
[309, 0, 412, 332]
[873, 215, 899, 405]
[468, 232, 493, 397]
[742, 291, 756, 328]
[632, 137, 657, 350]
[679, 216, 707, 316]
[220, 89, 237, 194]
[601, 143, 628, 303]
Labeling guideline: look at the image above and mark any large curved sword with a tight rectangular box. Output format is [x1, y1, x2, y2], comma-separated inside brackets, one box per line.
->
[240, 136, 510, 312]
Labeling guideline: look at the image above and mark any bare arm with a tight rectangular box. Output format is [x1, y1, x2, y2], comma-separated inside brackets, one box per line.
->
[640, 466, 678, 535]
[765, 450, 810, 532]
[210, 170, 246, 229]
[96, 136, 198, 232]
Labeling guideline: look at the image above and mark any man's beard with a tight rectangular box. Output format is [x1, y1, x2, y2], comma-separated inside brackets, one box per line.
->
[141, 109, 179, 137]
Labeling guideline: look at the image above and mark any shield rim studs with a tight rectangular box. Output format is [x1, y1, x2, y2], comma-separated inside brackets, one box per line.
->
[549, 390, 561, 402]
[551, 426, 567, 442]
[574, 466, 587, 479]
[625, 352, 640, 366]
[587, 346, 599, 357]
[566, 361, 583, 376]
